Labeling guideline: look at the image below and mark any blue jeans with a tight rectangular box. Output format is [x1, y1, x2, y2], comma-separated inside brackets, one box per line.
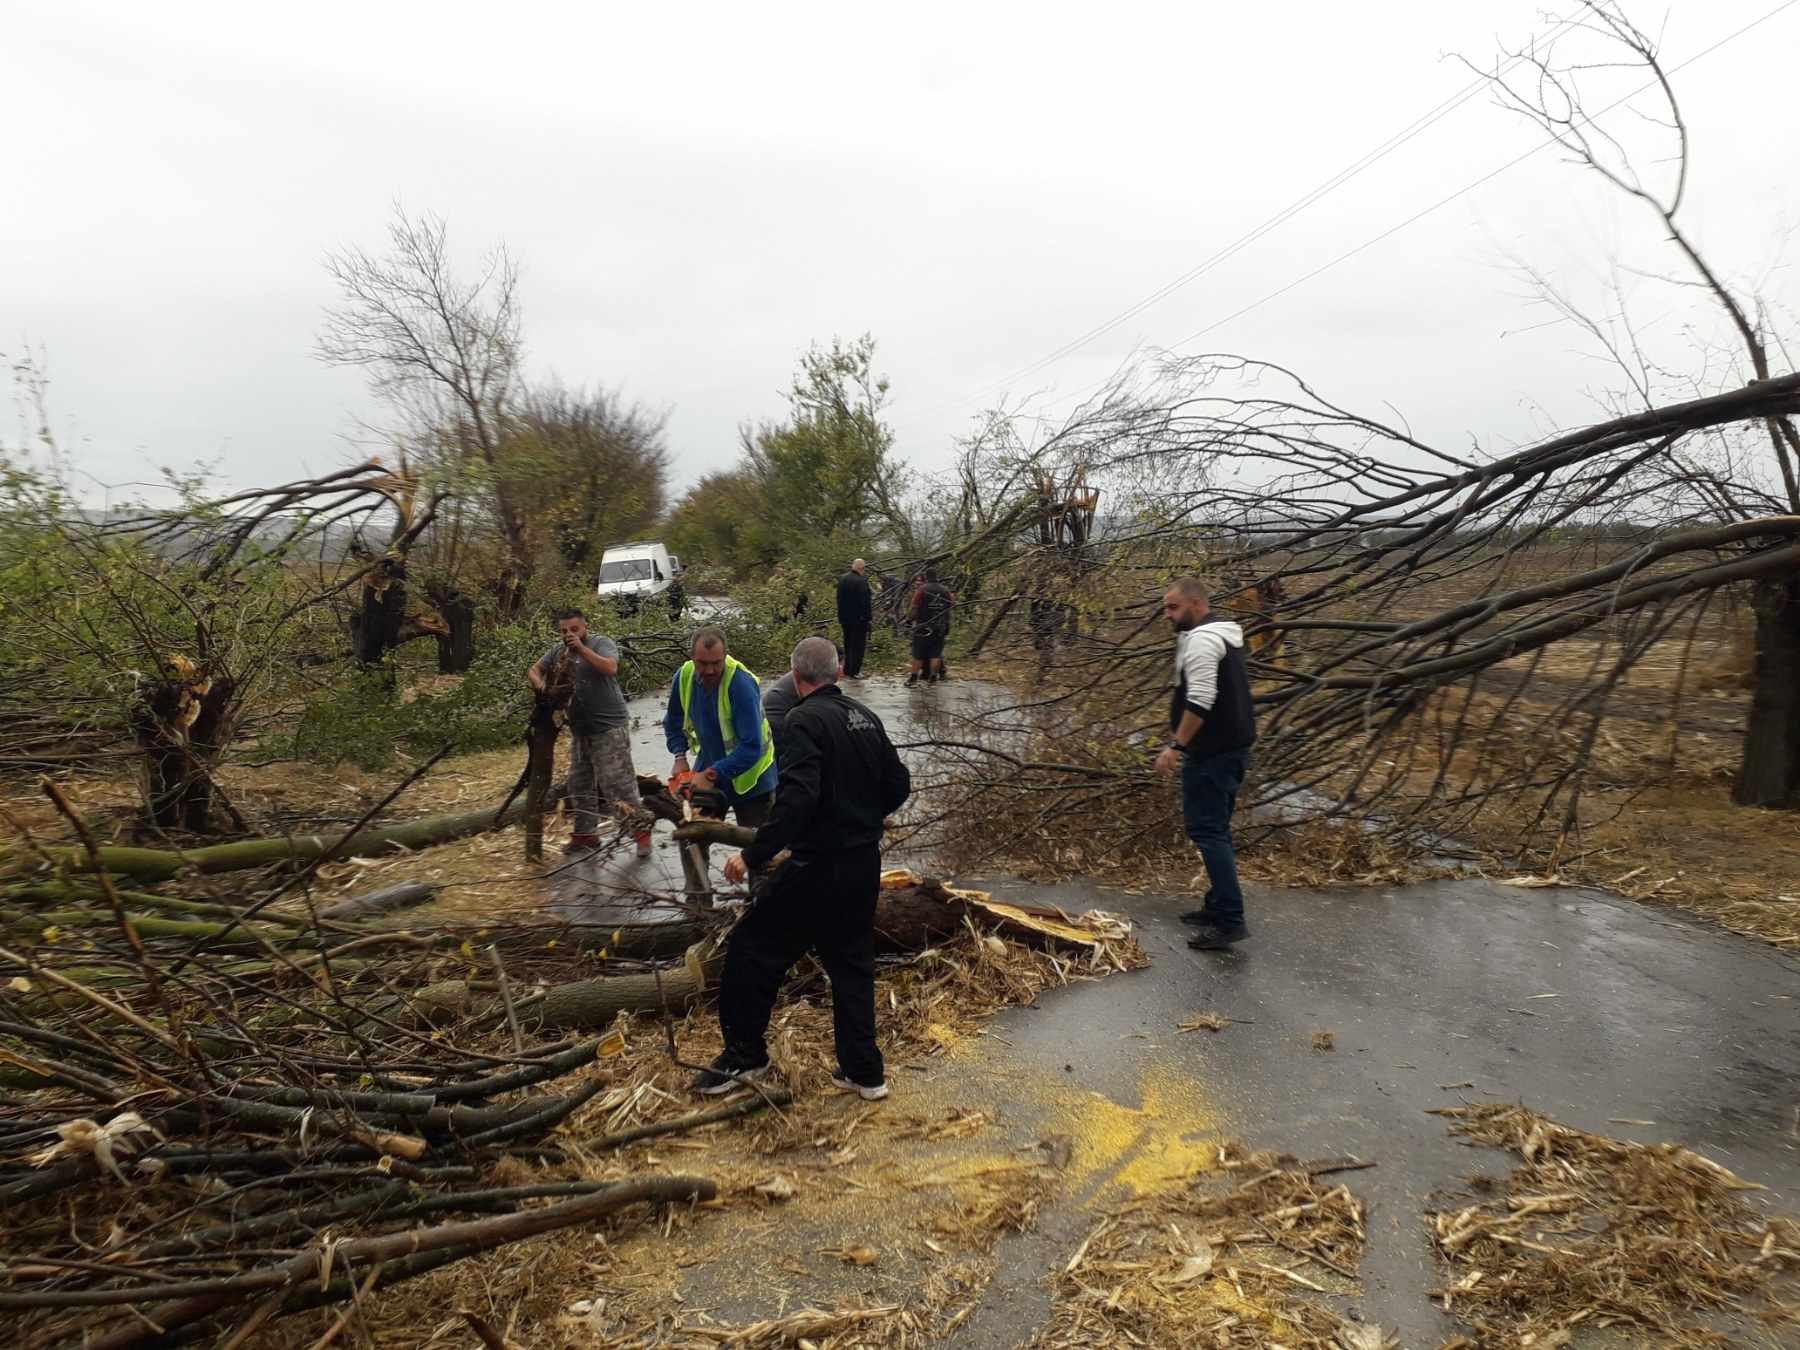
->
[1180, 749, 1249, 926]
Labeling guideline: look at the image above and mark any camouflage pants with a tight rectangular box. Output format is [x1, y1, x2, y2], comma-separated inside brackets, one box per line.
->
[568, 727, 652, 837]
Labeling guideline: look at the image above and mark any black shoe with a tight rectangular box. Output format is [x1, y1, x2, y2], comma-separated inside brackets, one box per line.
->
[905, 674, 919, 687]
[1179, 907, 1216, 927]
[1186, 921, 1249, 950]
[690, 1052, 770, 1096]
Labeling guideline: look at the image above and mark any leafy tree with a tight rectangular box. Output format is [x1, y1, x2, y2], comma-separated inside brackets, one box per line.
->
[665, 468, 769, 573]
[744, 334, 909, 546]
[500, 384, 671, 579]
[668, 335, 912, 576]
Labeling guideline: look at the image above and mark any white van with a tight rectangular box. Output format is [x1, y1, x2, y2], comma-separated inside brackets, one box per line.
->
[596, 541, 684, 615]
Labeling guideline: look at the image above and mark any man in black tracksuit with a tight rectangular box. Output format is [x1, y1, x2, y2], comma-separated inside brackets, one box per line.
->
[696, 636, 911, 1100]
[835, 559, 873, 678]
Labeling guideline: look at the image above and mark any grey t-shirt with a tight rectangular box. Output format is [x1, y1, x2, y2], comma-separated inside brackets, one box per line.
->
[539, 635, 628, 734]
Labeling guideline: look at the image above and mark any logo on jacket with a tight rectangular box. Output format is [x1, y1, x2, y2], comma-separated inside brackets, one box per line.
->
[844, 707, 875, 733]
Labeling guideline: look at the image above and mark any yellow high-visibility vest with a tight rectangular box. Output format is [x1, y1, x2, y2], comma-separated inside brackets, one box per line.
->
[677, 656, 775, 796]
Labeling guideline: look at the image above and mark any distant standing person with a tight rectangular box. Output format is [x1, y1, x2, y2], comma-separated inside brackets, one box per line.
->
[1154, 578, 1257, 950]
[526, 609, 653, 859]
[663, 627, 778, 830]
[695, 637, 912, 1100]
[906, 569, 954, 686]
[835, 558, 873, 678]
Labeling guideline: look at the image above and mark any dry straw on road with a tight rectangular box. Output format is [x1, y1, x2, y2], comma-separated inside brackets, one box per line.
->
[1429, 1103, 1800, 1346]
[1031, 1143, 1389, 1349]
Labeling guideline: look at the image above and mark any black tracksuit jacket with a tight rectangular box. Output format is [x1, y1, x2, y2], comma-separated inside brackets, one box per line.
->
[742, 685, 910, 867]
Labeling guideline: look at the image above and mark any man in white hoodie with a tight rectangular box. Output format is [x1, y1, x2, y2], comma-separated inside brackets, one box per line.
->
[1154, 577, 1257, 949]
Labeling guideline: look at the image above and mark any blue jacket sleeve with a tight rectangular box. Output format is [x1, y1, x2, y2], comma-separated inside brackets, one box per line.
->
[713, 669, 767, 783]
[663, 674, 688, 755]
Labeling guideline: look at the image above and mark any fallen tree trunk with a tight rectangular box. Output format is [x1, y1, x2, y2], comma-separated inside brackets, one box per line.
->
[559, 919, 711, 959]
[8, 793, 565, 882]
[871, 885, 975, 953]
[538, 941, 715, 1030]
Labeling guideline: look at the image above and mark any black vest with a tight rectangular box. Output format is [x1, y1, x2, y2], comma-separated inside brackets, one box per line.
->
[1169, 622, 1257, 756]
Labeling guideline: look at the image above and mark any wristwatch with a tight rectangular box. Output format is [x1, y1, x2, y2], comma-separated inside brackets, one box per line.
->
[1168, 740, 1187, 752]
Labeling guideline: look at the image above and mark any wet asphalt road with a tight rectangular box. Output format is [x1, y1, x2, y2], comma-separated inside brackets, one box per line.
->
[541, 669, 1800, 1343]
[939, 873, 1800, 1346]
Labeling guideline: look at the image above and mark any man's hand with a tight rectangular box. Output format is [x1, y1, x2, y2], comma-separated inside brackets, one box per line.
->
[1154, 746, 1181, 778]
[722, 853, 748, 885]
[561, 629, 583, 649]
[671, 754, 689, 778]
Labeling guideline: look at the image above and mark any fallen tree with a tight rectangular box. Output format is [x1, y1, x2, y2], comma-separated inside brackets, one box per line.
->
[4, 790, 569, 883]
[893, 7, 1800, 894]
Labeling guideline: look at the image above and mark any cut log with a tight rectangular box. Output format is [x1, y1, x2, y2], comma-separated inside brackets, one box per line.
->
[316, 881, 440, 922]
[636, 775, 683, 825]
[671, 820, 756, 849]
[539, 966, 701, 1030]
[871, 886, 976, 954]
[560, 919, 712, 960]
[538, 941, 715, 1030]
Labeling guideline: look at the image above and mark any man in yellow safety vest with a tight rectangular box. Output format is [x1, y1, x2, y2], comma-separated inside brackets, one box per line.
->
[662, 626, 778, 830]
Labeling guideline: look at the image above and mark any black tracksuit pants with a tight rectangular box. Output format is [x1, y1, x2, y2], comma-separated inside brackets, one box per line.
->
[719, 843, 882, 1085]
[840, 621, 870, 677]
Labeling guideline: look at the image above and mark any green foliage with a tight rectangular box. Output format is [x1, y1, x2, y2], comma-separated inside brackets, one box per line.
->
[664, 468, 767, 575]
[277, 567, 910, 772]
[663, 335, 909, 578]
[498, 384, 671, 584]
[282, 622, 544, 769]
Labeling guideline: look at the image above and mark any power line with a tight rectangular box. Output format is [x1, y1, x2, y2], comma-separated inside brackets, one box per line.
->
[930, 5, 1591, 414]
[1164, 0, 1800, 350]
[1016, 0, 1800, 423]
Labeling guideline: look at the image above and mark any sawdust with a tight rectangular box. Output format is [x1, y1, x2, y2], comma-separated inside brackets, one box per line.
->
[1052, 1063, 1224, 1199]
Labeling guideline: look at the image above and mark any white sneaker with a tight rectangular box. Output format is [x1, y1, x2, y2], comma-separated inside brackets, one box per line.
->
[831, 1073, 889, 1101]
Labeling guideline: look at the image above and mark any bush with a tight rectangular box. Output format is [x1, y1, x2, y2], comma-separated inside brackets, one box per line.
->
[278, 573, 910, 772]
[283, 623, 543, 769]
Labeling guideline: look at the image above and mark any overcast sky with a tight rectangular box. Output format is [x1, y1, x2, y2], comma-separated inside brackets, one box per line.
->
[7, 1, 1799, 506]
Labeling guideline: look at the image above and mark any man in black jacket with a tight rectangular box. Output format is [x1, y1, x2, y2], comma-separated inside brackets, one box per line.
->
[1153, 577, 1257, 951]
[835, 559, 873, 678]
[695, 636, 911, 1100]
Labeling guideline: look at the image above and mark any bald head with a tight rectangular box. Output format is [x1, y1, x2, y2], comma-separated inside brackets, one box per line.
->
[850, 558, 866, 573]
[690, 626, 727, 687]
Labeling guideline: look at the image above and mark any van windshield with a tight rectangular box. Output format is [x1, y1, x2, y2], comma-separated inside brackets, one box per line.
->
[599, 559, 654, 583]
